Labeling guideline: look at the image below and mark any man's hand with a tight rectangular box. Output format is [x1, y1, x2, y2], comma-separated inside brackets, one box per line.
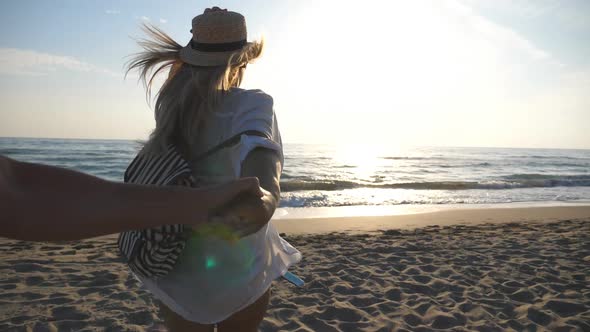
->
[199, 177, 264, 208]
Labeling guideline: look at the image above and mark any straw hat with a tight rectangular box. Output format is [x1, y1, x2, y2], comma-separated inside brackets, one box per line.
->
[179, 7, 251, 67]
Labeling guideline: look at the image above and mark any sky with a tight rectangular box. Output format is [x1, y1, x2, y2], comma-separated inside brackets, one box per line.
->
[0, 0, 589, 149]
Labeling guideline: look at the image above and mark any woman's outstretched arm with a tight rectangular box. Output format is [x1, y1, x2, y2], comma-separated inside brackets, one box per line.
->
[209, 148, 281, 236]
[0, 155, 262, 241]
[240, 148, 282, 223]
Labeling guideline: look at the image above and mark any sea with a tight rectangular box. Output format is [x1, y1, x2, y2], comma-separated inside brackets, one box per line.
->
[2, 137, 589, 218]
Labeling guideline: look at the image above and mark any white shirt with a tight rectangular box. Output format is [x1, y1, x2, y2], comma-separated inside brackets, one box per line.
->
[137, 88, 301, 324]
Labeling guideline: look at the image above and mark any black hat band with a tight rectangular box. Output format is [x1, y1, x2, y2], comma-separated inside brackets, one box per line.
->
[190, 39, 247, 52]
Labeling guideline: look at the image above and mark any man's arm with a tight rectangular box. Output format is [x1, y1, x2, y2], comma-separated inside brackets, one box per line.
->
[0, 155, 262, 241]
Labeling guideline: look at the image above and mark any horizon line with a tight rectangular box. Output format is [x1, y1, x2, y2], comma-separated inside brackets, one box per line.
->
[1, 136, 589, 151]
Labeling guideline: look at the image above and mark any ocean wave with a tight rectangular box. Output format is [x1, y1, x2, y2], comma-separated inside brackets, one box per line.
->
[525, 162, 590, 168]
[278, 198, 489, 208]
[380, 156, 429, 160]
[0, 148, 134, 157]
[280, 174, 590, 192]
[281, 180, 359, 191]
[526, 155, 585, 160]
[0, 148, 60, 154]
[436, 162, 493, 168]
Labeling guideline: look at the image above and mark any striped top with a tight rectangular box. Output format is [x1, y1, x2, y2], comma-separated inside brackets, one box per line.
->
[118, 145, 192, 279]
[124, 146, 192, 185]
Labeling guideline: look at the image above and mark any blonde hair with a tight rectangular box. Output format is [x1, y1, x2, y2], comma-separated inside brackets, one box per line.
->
[126, 23, 264, 155]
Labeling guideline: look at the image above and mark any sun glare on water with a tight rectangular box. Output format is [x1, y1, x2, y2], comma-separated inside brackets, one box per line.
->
[333, 144, 388, 182]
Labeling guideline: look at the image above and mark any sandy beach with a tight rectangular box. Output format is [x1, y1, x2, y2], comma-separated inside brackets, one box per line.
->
[1, 206, 589, 331]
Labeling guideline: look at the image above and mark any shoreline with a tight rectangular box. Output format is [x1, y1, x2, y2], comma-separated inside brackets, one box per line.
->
[274, 200, 590, 220]
[272, 204, 590, 234]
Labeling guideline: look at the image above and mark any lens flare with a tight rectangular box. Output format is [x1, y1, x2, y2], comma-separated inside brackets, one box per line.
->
[192, 223, 240, 244]
[205, 256, 217, 270]
[187, 224, 258, 287]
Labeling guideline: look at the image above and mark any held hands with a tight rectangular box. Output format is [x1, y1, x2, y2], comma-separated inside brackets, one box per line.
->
[201, 177, 263, 205]
[187, 177, 274, 241]
[204, 187, 275, 240]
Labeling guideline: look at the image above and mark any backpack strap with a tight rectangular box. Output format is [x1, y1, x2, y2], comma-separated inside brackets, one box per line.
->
[190, 130, 269, 163]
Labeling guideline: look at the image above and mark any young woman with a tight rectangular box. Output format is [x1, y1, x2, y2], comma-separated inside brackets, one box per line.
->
[126, 7, 301, 331]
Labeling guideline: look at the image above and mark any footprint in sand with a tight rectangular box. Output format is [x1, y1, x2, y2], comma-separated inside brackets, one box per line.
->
[126, 311, 155, 325]
[51, 306, 91, 321]
[403, 313, 421, 327]
[508, 289, 536, 303]
[544, 299, 587, 317]
[526, 307, 552, 326]
[24, 275, 44, 286]
[0, 284, 17, 290]
[14, 263, 52, 273]
[430, 313, 464, 329]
